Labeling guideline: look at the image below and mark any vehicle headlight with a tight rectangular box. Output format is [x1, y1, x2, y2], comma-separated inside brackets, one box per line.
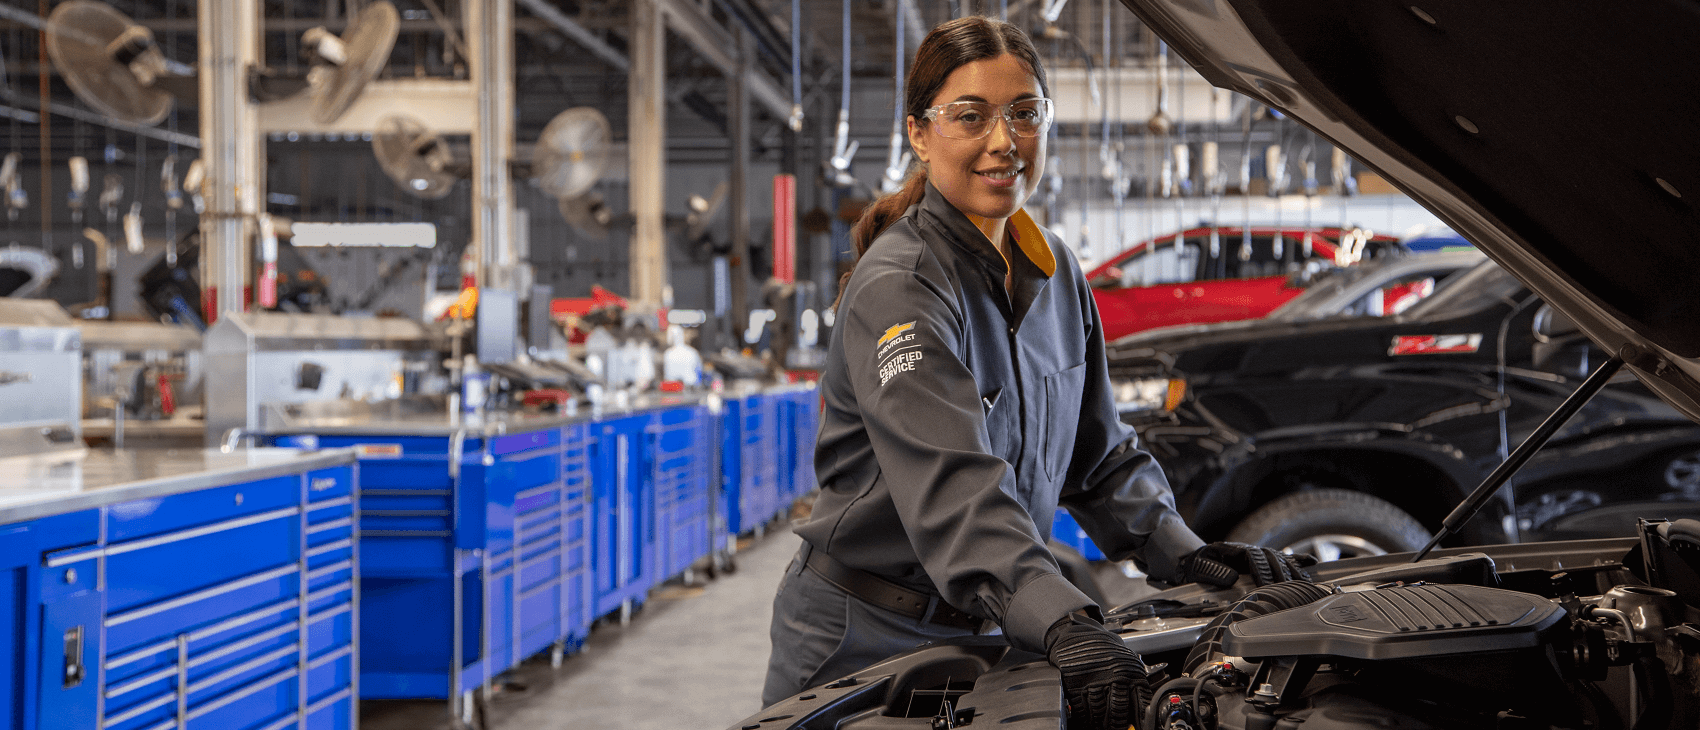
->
[1113, 377, 1187, 413]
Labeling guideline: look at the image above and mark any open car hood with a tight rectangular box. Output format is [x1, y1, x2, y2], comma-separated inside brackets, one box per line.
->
[1118, 0, 1700, 423]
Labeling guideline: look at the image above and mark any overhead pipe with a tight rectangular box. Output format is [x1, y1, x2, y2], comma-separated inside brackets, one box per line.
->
[711, 0, 794, 75]
[661, 0, 791, 121]
[514, 0, 628, 72]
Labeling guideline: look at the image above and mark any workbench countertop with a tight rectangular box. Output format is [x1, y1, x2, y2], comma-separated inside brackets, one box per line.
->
[0, 446, 357, 524]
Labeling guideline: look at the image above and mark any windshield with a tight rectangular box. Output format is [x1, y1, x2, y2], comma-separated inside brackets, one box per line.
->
[1403, 261, 1526, 320]
[1267, 264, 1377, 320]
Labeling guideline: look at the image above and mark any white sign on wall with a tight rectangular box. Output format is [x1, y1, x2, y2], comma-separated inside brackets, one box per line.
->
[291, 222, 437, 248]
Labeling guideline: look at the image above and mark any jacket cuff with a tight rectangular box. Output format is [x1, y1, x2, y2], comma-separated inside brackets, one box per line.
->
[1141, 515, 1207, 583]
[1001, 572, 1095, 655]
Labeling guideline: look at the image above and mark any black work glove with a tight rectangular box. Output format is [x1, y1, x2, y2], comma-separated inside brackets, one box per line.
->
[1045, 613, 1147, 730]
[1178, 542, 1314, 588]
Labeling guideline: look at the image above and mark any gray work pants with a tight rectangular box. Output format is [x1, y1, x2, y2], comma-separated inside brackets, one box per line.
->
[761, 543, 982, 707]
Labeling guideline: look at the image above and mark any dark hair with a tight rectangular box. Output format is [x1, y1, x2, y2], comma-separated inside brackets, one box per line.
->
[848, 16, 1048, 260]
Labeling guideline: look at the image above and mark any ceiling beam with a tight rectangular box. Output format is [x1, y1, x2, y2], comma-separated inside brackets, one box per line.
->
[661, 0, 792, 120]
[514, 0, 630, 72]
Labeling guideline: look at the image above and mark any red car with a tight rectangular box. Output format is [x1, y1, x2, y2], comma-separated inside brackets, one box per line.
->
[1086, 226, 1404, 341]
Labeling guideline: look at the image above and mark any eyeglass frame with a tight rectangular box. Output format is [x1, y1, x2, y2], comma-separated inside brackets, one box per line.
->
[918, 98, 1056, 140]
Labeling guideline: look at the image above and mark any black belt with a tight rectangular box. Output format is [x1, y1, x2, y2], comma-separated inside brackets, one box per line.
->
[804, 550, 984, 632]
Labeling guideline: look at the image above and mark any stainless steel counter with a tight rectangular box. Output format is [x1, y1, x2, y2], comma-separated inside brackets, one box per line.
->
[258, 392, 713, 438]
[0, 446, 357, 524]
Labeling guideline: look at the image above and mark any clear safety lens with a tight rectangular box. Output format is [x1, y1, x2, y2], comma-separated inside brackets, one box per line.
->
[926, 99, 1054, 140]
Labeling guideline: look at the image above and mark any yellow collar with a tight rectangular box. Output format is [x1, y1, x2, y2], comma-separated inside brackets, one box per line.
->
[1008, 209, 1056, 277]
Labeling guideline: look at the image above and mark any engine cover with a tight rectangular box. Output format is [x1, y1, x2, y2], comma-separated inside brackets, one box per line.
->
[1222, 584, 1566, 660]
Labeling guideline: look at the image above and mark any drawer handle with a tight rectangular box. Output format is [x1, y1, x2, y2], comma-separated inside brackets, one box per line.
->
[62, 625, 84, 688]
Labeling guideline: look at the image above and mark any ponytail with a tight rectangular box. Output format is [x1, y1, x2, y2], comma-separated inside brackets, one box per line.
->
[850, 167, 928, 259]
[834, 167, 928, 310]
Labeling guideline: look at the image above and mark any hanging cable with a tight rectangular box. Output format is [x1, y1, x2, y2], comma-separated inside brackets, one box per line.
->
[1237, 99, 1252, 275]
[823, 0, 857, 189]
[164, 0, 179, 266]
[788, 0, 802, 131]
[6, 18, 19, 231]
[37, 0, 51, 255]
[70, 100, 85, 269]
[841, 0, 850, 118]
[882, 0, 909, 194]
[1098, 0, 1112, 264]
[1074, 0, 1090, 260]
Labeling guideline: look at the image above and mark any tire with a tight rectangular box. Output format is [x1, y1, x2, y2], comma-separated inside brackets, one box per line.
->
[1226, 488, 1432, 562]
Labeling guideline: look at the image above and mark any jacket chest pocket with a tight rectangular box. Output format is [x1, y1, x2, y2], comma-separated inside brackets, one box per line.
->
[1039, 363, 1087, 481]
[981, 387, 1017, 460]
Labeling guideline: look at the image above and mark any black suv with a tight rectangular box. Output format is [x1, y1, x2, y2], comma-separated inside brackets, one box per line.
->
[1108, 259, 1700, 559]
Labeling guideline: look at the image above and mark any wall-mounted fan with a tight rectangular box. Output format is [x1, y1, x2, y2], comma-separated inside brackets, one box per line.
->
[535, 107, 613, 238]
[373, 114, 458, 200]
[558, 195, 613, 239]
[48, 0, 399, 127]
[300, 1, 400, 123]
[45, 0, 184, 125]
[685, 181, 728, 243]
[0, 246, 60, 298]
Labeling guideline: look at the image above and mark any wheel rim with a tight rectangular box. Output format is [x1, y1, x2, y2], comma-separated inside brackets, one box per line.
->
[1283, 534, 1388, 563]
[1665, 453, 1700, 492]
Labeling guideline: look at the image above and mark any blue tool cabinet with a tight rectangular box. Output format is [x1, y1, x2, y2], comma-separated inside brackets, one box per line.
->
[778, 388, 820, 504]
[652, 405, 713, 582]
[251, 387, 814, 723]
[729, 392, 780, 535]
[718, 387, 817, 538]
[275, 419, 594, 723]
[717, 397, 749, 537]
[1051, 510, 1106, 561]
[588, 412, 657, 618]
[0, 448, 358, 730]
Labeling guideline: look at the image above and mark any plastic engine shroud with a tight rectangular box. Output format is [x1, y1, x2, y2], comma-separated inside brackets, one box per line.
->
[1222, 583, 1566, 661]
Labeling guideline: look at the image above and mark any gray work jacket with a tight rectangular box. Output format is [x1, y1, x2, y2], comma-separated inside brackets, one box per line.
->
[797, 182, 1204, 655]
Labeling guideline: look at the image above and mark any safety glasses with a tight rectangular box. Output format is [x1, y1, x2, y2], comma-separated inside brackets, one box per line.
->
[921, 98, 1054, 140]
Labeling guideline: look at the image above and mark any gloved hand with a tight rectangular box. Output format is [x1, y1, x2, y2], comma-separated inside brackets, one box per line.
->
[1178, 542, 1314, 588]
[1045, 613, 1147, 730]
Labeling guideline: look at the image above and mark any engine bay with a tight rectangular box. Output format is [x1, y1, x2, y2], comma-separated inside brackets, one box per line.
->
[733, 518, 1700, 730]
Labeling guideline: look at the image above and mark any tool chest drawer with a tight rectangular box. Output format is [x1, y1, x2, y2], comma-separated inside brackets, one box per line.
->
[18, 453, 359, 730]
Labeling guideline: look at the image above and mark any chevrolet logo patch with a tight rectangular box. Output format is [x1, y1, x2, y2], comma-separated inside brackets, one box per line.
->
[877, 321, 916, 347]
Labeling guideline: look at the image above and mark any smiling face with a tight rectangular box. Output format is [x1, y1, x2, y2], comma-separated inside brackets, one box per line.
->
[908, 53, 1047, 236]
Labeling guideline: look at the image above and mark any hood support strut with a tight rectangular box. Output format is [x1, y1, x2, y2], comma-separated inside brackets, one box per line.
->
[1413, 351, 1626, 561]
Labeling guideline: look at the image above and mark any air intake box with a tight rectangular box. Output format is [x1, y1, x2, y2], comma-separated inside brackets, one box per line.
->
[1223, 583, 1566, 661]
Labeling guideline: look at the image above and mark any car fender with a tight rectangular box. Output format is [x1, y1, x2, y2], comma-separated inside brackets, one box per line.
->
[1189, 424, 1482, 539]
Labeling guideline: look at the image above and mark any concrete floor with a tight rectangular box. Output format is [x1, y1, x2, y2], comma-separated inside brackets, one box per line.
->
[362, 525, 803, 730]
[360, 523, 1155, 730]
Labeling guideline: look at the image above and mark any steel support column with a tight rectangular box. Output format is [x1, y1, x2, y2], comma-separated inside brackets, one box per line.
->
[198, 0, 260, 322]
[469, 0, 517, 292]
[729, 27, 753, 339]
[629, 0, 667, 305]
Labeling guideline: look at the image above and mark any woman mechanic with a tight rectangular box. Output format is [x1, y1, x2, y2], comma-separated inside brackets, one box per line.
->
[763, 16, 1309, 730]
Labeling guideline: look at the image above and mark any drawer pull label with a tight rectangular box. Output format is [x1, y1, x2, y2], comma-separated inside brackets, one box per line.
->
[355, 444, 403, 458]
